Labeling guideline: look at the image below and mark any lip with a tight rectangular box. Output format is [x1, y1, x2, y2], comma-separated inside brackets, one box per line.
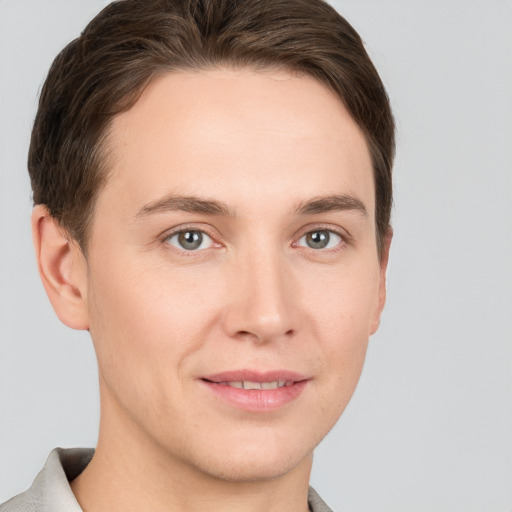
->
[199, 370, 310, 412]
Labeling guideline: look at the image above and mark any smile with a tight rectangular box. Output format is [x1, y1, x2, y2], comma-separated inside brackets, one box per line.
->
[214, 380, 292, 389]
[200, 371, 309, 411]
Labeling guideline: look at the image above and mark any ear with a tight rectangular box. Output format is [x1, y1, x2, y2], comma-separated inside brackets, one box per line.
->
[31, 205, 89, 330]
[370, 228, 392, 335]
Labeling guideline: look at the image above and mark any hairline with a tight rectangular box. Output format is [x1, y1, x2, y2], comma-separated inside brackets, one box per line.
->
[69, 63, 386, 259]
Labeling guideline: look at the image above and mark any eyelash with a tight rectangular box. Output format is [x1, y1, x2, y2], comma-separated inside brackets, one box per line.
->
[294, 225, 349, 252]
[161, 224, 219, 255]
[160, 224, 350, 254]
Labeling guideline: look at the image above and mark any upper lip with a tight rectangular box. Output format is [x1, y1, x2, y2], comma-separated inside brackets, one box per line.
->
[201, 370, 309, 383]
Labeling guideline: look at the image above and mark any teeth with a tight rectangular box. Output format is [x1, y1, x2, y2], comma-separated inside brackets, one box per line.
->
[220, 381, 289, 390]
[243, 381, 262, 390]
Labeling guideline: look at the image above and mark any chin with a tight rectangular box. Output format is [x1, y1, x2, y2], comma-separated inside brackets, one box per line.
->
[197, 448, 312, 483]
[174, 427, 317, 483]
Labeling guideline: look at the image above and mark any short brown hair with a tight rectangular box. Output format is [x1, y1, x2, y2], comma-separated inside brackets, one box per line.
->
[29, 0, 395, 255]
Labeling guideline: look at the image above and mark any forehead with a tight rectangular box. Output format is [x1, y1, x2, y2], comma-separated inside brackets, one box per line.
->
[101, 67, 374, 217]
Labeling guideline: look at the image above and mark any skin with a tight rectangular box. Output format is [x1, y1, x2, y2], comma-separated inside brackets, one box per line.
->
[33, 68, 390, 512]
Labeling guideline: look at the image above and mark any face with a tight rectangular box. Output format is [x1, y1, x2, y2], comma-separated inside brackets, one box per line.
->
[81, 68, 388, 482]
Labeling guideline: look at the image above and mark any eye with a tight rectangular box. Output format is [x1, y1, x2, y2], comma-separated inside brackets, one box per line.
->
[297, 229, 342, 250]
[165, 230, 214, 251]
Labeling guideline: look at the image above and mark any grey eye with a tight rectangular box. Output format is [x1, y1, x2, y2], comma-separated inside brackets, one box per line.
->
[297, 230, 342, 250]
[166, 230, 213, 251]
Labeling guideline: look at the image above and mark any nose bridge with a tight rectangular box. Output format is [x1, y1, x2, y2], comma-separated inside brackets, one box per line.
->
[223, 243, 298, 343]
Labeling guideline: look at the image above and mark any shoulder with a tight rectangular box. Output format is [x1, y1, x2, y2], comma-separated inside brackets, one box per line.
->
[0, 448, 94, 512]
[0, 492, 38, 512]
[0, 465, 45, 512]
[308, 486, 335, 512]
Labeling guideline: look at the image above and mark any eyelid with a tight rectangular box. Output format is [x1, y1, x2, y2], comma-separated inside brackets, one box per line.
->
[160, 224, 222, 251]
[292, 224, 352, 249]
[158, 222, 351, 252]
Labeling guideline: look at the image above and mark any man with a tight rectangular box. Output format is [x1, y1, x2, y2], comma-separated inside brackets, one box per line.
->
[1, 0, 394, 511]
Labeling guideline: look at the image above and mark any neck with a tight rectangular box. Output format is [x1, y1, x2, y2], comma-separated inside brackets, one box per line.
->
[71, 386, 313, 512]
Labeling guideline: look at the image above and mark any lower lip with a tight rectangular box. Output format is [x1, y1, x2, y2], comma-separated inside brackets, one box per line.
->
[200, 380, 308, 412]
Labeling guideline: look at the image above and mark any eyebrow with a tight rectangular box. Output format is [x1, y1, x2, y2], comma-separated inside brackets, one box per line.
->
[136, 193, 367, 219]
[136, 194, 234, 218]
[295, 194, 367, 216]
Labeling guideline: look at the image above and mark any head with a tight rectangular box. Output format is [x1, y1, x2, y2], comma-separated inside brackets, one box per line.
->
[30, 0, 394, 484]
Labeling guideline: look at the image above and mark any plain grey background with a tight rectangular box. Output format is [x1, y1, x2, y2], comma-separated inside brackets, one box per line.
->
[1, 1, 511, 510]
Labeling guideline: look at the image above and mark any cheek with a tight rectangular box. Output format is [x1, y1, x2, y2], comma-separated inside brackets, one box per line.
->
[86, 255, 221, 392]
[306, 257, 381, 342]
[304, 260, 379, 409]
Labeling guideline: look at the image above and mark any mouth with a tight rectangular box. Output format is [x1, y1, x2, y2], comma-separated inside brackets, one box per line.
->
[199, 370, 309, 411]
[204, 380, 294, 390]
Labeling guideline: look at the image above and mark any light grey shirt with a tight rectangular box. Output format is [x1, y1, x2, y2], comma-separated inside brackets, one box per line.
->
[1, 448, 333, 512]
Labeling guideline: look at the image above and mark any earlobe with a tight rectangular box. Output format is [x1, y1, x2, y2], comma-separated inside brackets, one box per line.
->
[370, 228, 393, 335]
[32, 205, 89, 330]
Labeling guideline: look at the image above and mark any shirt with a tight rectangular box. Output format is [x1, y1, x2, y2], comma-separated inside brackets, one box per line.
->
[0, 448, 333, 512]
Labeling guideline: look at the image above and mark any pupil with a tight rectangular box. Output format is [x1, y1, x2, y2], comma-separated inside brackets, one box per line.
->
[307, 230, 329, 249]
[179, 231, 202, 250]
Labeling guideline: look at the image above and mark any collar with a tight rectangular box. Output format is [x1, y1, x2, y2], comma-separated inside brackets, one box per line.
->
[1, 448, 333, 512]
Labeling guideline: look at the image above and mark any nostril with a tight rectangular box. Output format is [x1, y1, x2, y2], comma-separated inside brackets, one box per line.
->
[233, 329, 294, 343]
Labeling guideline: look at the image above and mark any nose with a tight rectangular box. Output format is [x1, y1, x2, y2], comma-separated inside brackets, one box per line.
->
[222, 248, 299, 344]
